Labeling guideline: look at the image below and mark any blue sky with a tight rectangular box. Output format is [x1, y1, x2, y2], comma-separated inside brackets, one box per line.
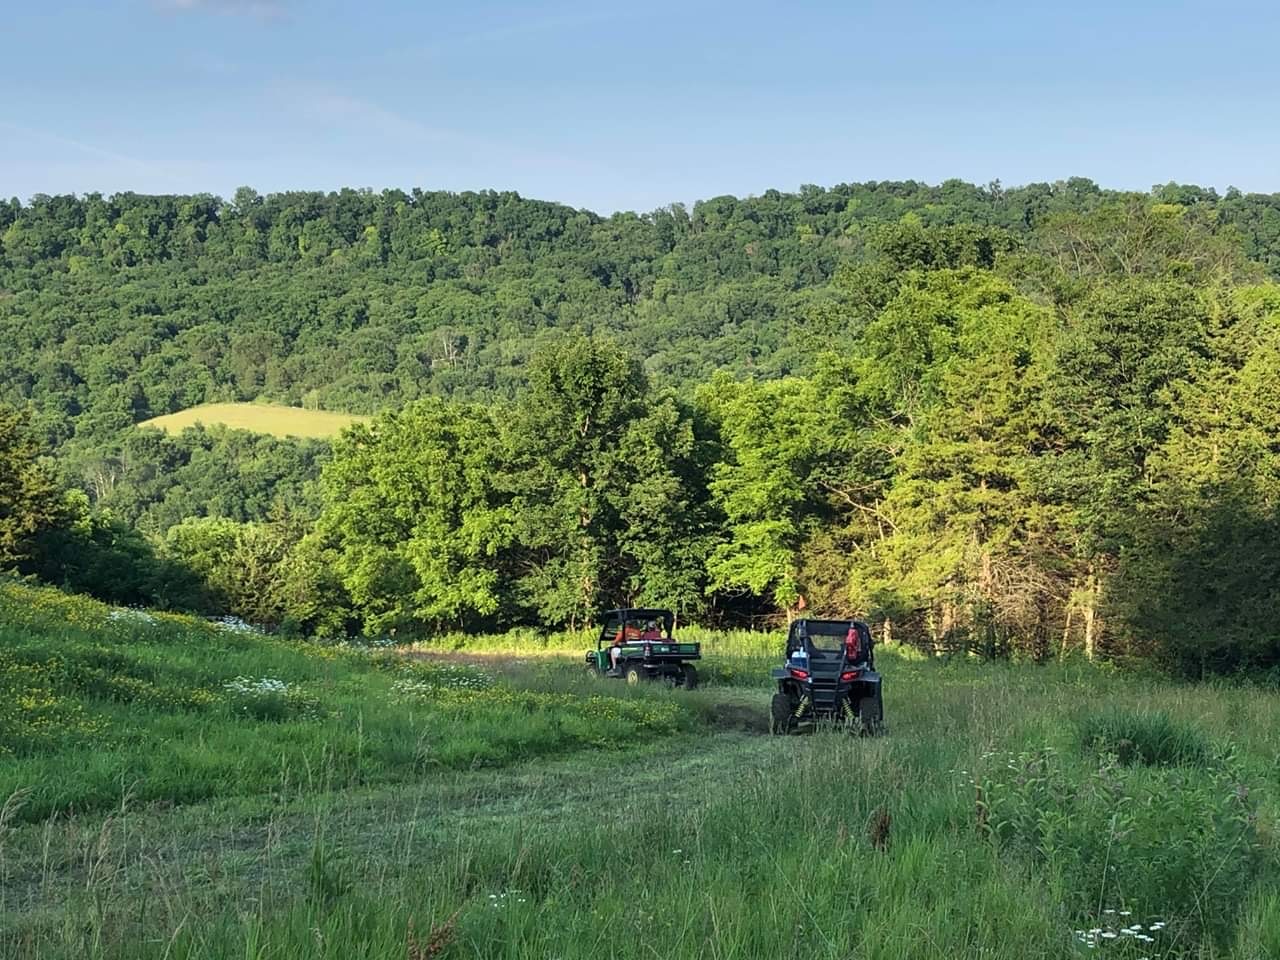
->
[3, 0, 1278, 213]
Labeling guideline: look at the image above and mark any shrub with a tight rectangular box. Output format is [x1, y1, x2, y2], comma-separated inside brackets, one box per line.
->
[975, 746, 1264, 946]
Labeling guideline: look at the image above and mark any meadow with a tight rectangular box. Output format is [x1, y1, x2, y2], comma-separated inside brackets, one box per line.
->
[1, 579, 1278, 959]
[139, 403, 369, 439]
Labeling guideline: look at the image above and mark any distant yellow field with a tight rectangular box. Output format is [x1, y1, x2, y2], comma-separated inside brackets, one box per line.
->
[139, 403, 370, 439]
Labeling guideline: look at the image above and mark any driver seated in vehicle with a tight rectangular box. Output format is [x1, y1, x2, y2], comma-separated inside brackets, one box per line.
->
[640, 619, 663, 640]
[610, 622, 643, 673]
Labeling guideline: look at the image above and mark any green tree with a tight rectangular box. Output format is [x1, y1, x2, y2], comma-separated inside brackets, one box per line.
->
[504, 337, 709, 626]
[29, 492, 207, 610]
[316, 400, 513, 633]
[847, 272, 1068, 655]
[700, 358, 866, 612]
[0, 405, 63, 564]
[163, 510, 325, 629]
[1109, 284, 1280, 673]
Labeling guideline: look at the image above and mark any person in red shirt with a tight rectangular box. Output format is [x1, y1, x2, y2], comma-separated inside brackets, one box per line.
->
[610, 622, 643, 672]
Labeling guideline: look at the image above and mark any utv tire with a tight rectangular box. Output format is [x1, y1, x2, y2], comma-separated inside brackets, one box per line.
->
[680, 664, 699, 690]
[623, 664, 645, 686]
[856, 692, 884, 735]
[585, 665, 602, 680]
[769, 693, 793, 735]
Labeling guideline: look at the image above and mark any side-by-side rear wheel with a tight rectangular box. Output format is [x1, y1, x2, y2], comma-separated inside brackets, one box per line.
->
[769, 692, 793, 735]
[680, 664, 699, 689]
[623, 664, 645, 685]
[857, 691, 884, 734]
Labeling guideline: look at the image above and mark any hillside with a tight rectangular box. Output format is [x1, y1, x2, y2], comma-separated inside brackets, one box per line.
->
[140, 402, 369, 439]
[3, 179, 1278, 462]
[2, 578, 1277, 958]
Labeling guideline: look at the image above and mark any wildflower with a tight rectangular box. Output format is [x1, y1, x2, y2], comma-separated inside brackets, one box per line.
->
[224, 676, 291, 695]
[212, 616, 260, 634]
[108, 607, 156, 625]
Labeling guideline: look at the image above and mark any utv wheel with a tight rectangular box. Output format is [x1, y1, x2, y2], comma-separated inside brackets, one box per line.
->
[856, 693, 884, 734]
[769, 693, 793, 735]
[585, 665, 601, 680]
[623, 664, 645, 686]
[680, 664, 699, 690]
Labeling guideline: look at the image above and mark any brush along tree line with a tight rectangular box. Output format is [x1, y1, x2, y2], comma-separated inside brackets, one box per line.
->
[2, 185, 1280, 674]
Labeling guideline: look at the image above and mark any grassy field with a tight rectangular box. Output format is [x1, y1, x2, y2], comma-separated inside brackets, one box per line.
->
[139, 403, 370, 439]
[1, 580, 1278, 958]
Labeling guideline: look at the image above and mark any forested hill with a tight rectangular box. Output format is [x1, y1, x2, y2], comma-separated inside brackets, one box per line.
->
[7, 177, 1280, 672]
[4, 178, 1280, 457]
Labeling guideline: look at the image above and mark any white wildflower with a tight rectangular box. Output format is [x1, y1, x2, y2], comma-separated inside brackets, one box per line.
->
[224, 676, 292, 696]
[212, 615, 259, 634]
[109, 607, 156, 625]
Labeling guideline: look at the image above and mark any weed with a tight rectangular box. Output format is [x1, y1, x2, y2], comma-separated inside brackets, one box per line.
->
[867, 806, 891, 852]
[974, 745, 1265, 946]
[407, 912, 459, 960]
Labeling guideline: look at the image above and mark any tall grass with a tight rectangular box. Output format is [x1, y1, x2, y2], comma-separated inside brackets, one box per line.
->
[410, 623, 783, 658]
[2, 579, 1278, 958]
[1076, 705, 1216, 767]
[9, 712, 1275, 958]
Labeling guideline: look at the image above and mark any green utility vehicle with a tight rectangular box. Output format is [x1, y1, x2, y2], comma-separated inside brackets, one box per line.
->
[584, 608, 700, 688]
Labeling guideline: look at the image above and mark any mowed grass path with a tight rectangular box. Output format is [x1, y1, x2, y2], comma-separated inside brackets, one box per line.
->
[0, 582, 704, 827]
[2, 581, 1279, 958]
[139, 402, 370, 438]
